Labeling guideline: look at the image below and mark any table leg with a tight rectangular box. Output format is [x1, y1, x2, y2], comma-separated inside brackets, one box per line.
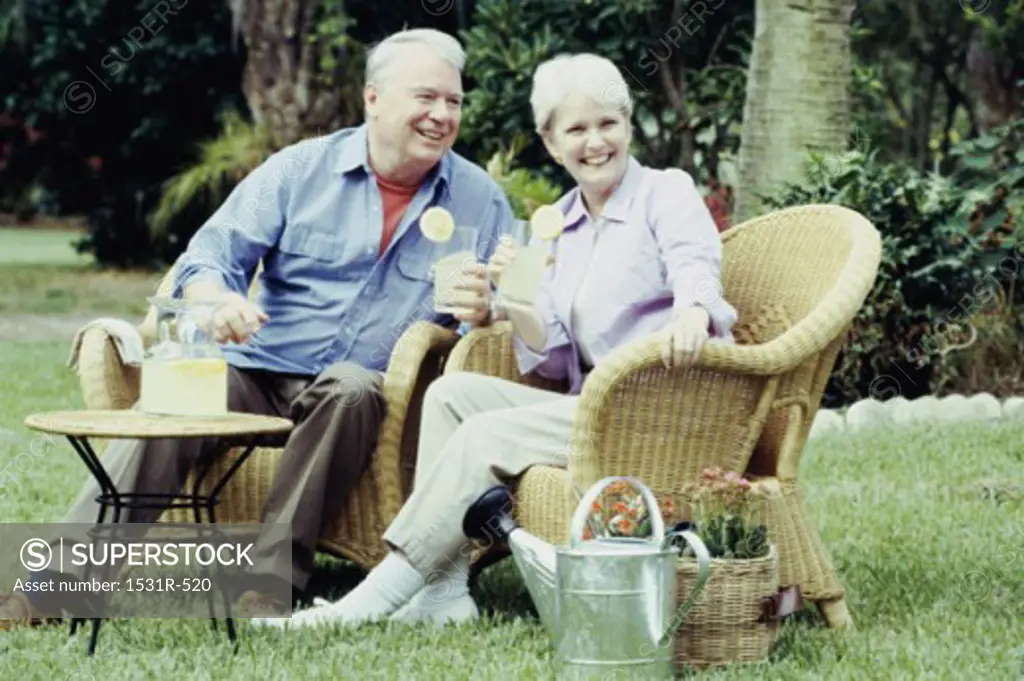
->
[190, 440, 259, 649]
[64, 435, 111, 656]
[59, 433, 261, 656]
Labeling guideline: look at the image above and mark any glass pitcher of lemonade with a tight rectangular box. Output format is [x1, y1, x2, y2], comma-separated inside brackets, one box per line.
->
[139, 298, 229, 416]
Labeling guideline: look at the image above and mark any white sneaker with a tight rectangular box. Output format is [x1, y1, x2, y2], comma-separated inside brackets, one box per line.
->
[250, 597, 384, 630]
[390, 588, 479, 627]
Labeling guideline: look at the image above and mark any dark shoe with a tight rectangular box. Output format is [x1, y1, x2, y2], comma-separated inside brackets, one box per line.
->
[0, 592, 61, 631]
[235, 590, 289, 618]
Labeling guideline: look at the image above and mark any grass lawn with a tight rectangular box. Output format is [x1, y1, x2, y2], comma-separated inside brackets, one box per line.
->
[0, 229, 1022, 679]
[0, 227, 160, 319]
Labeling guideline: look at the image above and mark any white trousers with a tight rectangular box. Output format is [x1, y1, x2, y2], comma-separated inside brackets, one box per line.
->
[383, 372, 577, 577]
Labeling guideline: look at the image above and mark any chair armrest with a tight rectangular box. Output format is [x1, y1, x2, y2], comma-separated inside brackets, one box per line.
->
[567, 336, 782, 498]
[75, 325, 143, 410]
[374, 322, 461, 504]
[445, 321, 568, 393]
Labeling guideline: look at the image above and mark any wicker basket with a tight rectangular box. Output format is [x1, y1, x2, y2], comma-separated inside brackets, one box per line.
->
[673, 544, 780, 669]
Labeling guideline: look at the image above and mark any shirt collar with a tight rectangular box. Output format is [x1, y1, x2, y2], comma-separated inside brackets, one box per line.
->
[561, 155, 643, 232]
[334, 123, 454, 199]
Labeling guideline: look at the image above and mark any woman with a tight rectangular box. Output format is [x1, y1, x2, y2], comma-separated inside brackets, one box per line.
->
[257, 53, 737, 630]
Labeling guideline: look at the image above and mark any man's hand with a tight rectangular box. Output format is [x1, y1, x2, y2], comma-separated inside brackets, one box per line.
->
[448, 262, 493, 326]
[659, 306, 711, 370]
[207, 292, 270, 344]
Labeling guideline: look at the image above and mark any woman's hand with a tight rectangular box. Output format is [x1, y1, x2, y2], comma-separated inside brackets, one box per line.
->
[660, 306, 711, 369]
[487, 236, 555, 286]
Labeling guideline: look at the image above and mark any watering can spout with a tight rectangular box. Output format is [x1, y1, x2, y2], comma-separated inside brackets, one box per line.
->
[463, 485, 558, 633]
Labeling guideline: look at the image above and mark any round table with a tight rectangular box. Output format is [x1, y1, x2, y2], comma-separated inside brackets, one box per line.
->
[23, 409, 294, 656]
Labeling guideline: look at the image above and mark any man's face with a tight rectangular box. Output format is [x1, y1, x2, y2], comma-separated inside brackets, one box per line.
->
[365, 44, 463, 171]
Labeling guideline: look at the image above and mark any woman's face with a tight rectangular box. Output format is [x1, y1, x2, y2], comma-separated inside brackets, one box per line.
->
[544, 90, 632, 199]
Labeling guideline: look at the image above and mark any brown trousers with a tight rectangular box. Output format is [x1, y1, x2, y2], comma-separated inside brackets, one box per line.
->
[58, 361, 386, 593]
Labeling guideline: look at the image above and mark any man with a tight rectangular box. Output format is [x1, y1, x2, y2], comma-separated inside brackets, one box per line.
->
[0, 27, 512, 627]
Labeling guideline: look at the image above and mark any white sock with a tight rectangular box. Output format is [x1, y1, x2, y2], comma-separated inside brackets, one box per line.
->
[306, 551, 424, 622]
[421, 554, 471, 601]
[392, 555, 478, 625]
[392, 591, 479, 626]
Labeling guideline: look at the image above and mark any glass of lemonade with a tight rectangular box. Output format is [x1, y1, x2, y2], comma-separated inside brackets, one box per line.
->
[495, 239, 549, 308]
[431, 226, 481, 315]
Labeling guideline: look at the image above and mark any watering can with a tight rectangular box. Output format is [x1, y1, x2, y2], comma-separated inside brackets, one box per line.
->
[463, 476, 711, 680]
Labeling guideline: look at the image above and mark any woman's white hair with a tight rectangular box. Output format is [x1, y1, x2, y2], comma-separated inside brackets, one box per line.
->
[529, 53, 634, 135]
[365, 28, 466, 86]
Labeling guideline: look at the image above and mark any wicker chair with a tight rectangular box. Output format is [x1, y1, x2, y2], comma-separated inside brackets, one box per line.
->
[444, 204, 881, 629]
[71, 265, 460, 570]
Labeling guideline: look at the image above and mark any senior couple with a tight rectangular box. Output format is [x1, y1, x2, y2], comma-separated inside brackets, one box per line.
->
[0, 28, 736, 630]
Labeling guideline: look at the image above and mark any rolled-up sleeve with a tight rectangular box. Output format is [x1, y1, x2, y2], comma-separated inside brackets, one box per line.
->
[649, 169, 737, 339]
[512, 238, 573, 380]
[171, 149, 292, 298]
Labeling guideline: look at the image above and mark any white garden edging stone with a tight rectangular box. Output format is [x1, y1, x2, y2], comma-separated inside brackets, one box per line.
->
[807, 392, 1022, 440]
[844, 397, 892, 431]
[809, 409, 845, 439]
[1002, 397, 1024, 420]
[964, 393, 1002, 421]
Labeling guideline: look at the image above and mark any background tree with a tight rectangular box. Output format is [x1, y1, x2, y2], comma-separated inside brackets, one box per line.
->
[733, 0, 855, 223]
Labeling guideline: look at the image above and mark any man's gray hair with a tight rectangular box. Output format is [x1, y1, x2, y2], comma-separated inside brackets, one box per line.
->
[365, 28, 466, 86]
[530, 53, 634, 135]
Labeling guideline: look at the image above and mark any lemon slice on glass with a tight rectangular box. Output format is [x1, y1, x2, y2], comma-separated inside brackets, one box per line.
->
[530, 205, 564, 241]
[419, 206, 456, 243]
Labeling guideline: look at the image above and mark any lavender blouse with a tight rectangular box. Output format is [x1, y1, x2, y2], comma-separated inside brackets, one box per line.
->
[513, 156, 737, 395]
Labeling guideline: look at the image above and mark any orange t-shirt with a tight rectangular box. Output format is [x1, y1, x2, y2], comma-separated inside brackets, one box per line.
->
[375, 174, 419, 256]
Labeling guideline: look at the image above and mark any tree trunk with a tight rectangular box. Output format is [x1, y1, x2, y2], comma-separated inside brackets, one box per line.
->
[733, 0, 855, 223]
[966, 32, 1024, 133]
[233, 0, 364, 149]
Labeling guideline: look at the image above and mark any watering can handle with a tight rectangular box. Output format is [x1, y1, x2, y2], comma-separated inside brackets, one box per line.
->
[569, 476, 665, 548]
[658, 530, 711, 646]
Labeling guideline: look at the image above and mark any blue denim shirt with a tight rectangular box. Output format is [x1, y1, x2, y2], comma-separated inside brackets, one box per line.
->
[172, 124, 513, 376]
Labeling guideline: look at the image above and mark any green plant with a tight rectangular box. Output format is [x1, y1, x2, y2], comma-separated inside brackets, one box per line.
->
[484, 136, 565, 222]
[933, 292, 1024, 397]
[678, 467, 769, 560]
[763, 150, 988, 405]
[149, 110, 276, 236]
[1, 0, 246, 267]
[946, 119, 1024, 249]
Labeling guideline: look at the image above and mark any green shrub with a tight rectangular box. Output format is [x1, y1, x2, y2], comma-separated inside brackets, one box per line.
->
[483, 135, 565, 223]
[762, 149, 1008, 406]
[148, 110, 276, 248]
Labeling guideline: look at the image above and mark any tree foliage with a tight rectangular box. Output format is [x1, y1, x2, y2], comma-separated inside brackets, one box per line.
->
[0, 0, 245, 265]
[460, 0, 753, 189]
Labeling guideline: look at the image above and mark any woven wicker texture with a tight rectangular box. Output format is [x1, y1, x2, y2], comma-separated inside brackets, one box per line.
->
[443, 204, 881, 629]
[674, 546, 780, 669]
[71, 263, 460, 570]
[24, 410, 293, 439]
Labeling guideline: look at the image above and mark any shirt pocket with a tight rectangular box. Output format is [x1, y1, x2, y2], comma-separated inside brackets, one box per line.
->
[395, 248, 434, 283]
[277, 224, 345, 262]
